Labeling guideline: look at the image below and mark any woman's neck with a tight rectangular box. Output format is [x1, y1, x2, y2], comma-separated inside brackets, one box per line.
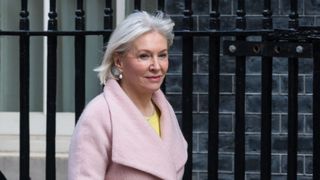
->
[120, 85, 155, 117]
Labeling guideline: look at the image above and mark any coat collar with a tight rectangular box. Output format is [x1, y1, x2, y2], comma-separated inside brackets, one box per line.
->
[104, 79, 187, 180]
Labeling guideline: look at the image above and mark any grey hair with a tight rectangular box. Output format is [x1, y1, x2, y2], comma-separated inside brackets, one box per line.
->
[94, 11, 175, 84]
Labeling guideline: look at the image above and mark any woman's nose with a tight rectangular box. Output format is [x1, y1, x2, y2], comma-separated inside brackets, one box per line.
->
[150, 57, 161, 70]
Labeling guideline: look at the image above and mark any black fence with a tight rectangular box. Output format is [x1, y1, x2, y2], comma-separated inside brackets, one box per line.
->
[0, 0, 320, 180]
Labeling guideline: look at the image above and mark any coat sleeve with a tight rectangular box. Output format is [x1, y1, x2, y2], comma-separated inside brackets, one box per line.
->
[68, 97, 112, 180]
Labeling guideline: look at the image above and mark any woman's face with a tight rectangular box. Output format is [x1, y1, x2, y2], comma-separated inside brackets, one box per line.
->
[116, 31, 169, 96]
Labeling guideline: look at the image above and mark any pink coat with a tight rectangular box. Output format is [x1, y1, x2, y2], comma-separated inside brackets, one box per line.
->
[68, 79, 188, 180]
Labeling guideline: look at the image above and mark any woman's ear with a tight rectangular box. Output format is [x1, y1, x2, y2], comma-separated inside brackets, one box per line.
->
[113, 53, 123, 68]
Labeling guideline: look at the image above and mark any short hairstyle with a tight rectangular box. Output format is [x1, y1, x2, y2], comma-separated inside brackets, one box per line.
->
[95, 11, 175, 84]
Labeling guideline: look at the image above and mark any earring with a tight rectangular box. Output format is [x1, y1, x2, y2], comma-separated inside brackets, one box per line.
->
[111, 66, 123, 80]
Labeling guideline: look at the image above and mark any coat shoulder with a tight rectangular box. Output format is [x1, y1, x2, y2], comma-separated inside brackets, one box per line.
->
[81, 93, 109, 118]
[75, 92, 112, 133]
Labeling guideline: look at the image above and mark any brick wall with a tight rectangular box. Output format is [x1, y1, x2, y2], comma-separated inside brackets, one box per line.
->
[164, 0, 318, 179]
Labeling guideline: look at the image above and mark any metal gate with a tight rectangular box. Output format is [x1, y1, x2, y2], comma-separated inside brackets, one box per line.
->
[0, 0, 319, 180]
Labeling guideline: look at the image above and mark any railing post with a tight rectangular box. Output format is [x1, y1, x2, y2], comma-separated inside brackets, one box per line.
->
[0, 171, 6, 179]
[158, 1, 166, 93]
[208, 0, 220, 179]
[103, 0, 113, 44]
[260, 0, 273, 179]
[157, 0, 165, 11]
[234, 0, 246, 179]
[134, 0, 141, 11]
[74, 0, 86, 123]
[19, 0, 30, 179]
[46, 0, 58, 179]
[287, 0, 299, 179]
[182, 0, 193, 179]
[313, 40, 320, 180]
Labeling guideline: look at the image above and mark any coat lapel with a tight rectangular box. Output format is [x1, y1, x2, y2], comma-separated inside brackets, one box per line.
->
[152, 92, 188, 173]
[103, 79, 187, 180]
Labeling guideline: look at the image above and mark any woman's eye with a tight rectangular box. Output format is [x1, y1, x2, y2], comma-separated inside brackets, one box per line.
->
[139, 54, 150, 60]
[159, 53, 168, 59]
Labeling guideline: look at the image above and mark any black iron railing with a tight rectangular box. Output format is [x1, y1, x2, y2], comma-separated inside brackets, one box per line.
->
[19, 1, 30, 179]
[0, 0, 320, 180]
[181, 0, 194, 179]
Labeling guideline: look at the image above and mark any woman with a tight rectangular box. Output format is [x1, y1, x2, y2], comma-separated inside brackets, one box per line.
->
[68, 11, 188, 180]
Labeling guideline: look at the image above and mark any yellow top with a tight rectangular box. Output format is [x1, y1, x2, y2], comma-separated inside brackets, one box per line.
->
[146, 109, 161, 136]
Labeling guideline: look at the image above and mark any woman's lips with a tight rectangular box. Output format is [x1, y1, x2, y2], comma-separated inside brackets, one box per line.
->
[146, 75, 162, 82]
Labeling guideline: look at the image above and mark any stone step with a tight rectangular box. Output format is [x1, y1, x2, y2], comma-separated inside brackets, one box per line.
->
[0, 153, 68, 180]
[0, 112, 74, 180]
[0, 135, 71, 153]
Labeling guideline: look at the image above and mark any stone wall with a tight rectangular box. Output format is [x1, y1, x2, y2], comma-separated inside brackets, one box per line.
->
[164, 0, 319, 179]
